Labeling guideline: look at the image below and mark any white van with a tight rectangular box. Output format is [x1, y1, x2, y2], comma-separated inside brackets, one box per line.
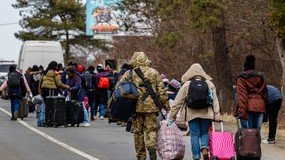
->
[18, 41, 64, 71]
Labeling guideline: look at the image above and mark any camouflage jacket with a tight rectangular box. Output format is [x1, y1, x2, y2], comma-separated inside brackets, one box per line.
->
[118, 52, 170, 113]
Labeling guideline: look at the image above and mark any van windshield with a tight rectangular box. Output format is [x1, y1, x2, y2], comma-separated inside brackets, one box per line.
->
[0, 65, 11, 72]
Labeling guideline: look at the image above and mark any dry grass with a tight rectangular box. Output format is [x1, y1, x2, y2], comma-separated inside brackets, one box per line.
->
[220, 113, 285, 137]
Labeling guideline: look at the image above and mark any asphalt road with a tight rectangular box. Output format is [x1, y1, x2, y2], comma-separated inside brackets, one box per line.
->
[0, 98, 284, 160]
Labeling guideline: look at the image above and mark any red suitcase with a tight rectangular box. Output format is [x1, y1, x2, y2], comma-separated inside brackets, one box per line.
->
[209, 120, 235, 160]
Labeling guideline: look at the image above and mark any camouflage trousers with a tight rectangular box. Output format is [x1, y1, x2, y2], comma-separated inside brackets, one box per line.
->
[134, 112, 157, 160]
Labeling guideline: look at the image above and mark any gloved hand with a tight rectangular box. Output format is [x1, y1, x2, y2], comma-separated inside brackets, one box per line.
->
[166, 119, 174, 127]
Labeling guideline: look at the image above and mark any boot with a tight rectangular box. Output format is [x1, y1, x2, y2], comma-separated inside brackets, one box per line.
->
[148, 146, 157, 160]
[202, 148, 209, 160]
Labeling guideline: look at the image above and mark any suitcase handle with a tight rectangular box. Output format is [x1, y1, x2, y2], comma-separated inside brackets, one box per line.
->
[211, 119, 224, 132]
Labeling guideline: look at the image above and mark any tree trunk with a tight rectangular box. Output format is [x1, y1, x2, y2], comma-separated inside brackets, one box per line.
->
[275, 39, 285, 128]
[212, 25, 234, 114]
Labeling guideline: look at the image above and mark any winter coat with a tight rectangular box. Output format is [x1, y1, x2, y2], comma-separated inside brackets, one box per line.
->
[267, 85, 282, 105]
[39, 70, 68, 93]
[30, 71, 42, 96]
[236, 70, 268, 119]
[118, 52, 170, 113]
[169, 63, 220, 122]
[66, 73, 85, 102]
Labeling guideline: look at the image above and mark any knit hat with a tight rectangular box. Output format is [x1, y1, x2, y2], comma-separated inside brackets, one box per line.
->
[77, 65, 84, 73]
[243, 54, 255, 71]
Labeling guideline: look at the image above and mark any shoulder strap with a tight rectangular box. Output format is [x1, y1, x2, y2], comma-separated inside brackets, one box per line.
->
[129, 69, 134, 82]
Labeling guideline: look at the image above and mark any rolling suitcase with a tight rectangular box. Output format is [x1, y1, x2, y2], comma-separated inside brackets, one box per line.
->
[66, 100, 84, 127]
[45, 94, 66, 127]
[209, 120, 235, 160]
[18, 96, 30, 120]
[235, 118, 261, 160]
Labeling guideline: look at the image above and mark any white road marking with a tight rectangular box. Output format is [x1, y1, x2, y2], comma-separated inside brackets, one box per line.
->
[0, 107, 99, 160]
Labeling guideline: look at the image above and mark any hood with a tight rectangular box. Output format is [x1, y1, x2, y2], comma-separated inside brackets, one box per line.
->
[181, 63, 212, 83]
[238, 70, 264, 88]
[130, 52, 151, 68]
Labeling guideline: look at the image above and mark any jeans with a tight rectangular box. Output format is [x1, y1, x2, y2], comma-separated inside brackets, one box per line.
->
[81, 102, 89, 124]
[268, 99, 282, 140]
[37, 103, 45, 127]
[242, 112, 264, 129]
[240, 119, 248, 128]
[99, 104, 105, 117]
[87, 91, 96, 118]
[189, 118, 211, 160]
[10, 96, 20, 117]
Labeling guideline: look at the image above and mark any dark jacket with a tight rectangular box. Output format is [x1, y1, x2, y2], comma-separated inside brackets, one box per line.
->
[267, 85, 282, 104]
[66, 73, 85, 102]
[236, 70, 268, 119]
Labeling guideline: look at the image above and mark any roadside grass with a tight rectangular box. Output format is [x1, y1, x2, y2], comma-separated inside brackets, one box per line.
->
[220, 113, 285, 137]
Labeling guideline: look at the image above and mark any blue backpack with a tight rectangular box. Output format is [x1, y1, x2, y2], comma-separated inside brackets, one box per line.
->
[113, 70, 139, 101]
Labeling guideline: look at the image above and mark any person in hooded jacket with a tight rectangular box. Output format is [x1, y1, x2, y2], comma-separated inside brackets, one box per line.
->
[0, 65, 31, 120]
[235, 55, 268, 129]
[117, 52, 170, 160]
[168, 63, 220, 160]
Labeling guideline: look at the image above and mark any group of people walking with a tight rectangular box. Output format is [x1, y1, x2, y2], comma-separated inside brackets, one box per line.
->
[0, 52, 283, 160]
[0, 60, 115, 127]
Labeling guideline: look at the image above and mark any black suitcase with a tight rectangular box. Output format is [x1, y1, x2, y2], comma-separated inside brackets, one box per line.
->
[66, 100, 84, 127]
[45, 96, 66, 127]
[235, 118, 261, 160]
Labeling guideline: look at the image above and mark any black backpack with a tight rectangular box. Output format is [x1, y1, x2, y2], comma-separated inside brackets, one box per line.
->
[79, 74, 87, 90]
[82, 71, 93, 89]
[7, 71, 21, 88]
[186, 77, 212, 109]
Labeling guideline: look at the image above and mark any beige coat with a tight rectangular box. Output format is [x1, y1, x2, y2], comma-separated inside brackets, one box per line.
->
[169, 63, 220, 122]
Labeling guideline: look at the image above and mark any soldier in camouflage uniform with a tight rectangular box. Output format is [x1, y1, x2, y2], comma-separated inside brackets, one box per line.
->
[118, 52, 170, 160]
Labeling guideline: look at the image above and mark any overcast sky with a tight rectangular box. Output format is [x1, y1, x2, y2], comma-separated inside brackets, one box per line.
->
[0, 0, 22, 62]
[0, 1, 89, 63]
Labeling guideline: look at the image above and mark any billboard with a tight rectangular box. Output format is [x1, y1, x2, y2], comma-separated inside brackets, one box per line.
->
[86, 0, 119, 37]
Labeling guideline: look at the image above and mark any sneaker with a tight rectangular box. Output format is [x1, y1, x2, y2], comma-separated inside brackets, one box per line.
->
[100, 116, 104, 120]
[14, 111, 18, 120]
[83, 123, 90, 127]
[262, 139, 275, 144]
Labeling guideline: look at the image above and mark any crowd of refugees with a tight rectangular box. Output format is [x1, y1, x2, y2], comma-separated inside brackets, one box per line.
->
[0, 52, 283, 160]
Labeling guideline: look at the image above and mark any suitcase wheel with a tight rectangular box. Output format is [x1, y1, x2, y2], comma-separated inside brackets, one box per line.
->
[230, 157, 235, 160]
[213, 156, 218, 160]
